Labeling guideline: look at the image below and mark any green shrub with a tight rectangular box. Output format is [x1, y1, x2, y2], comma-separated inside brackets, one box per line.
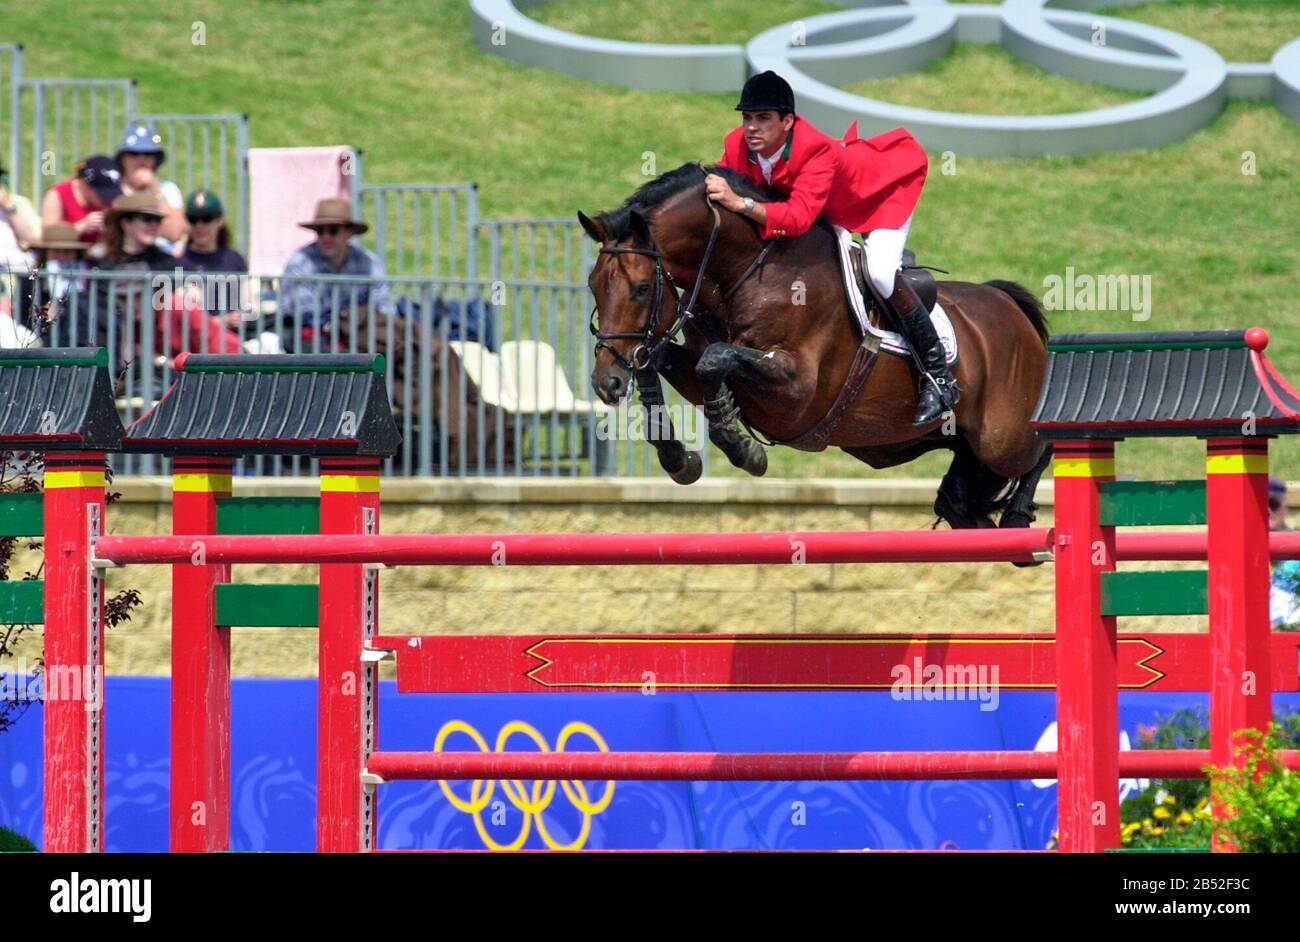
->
[0, 826, 37, 852]
[1210, 726, 1300, 853]
[1117, 708, 1300, 850]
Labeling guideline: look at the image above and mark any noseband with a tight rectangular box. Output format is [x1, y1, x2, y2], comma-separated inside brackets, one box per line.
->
[590, 196, 774, 372]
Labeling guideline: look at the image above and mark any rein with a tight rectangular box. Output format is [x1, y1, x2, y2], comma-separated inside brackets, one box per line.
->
[591, 192, 774, 371]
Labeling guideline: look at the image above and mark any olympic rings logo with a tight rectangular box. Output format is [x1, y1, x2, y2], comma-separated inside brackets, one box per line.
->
[433, 719, 615, 851]
[470, 0, 1300, 158]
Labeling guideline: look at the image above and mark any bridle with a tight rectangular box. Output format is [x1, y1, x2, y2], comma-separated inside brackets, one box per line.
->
[590, 192, 775, 372]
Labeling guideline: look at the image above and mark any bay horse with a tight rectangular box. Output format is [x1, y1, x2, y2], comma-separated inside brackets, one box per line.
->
[579, 163, 1051, 530]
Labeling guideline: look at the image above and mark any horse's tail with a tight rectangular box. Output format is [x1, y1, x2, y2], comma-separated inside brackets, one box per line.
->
[984, 279, 1049, 344]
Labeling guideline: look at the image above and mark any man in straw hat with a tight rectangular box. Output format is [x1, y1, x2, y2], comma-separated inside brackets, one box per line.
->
[280, 197, 393, 344]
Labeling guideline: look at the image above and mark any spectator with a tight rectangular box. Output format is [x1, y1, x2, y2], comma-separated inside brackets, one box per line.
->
[91, 192, 174, 269]
[40, 155, 123, 245]
[280, 198, 392, 345]
[92, 191, 242, 360]
[116, 123, 188, 250]
[177, 188, 266, 344]
[1269, 478, 1300, 629]
[0, 223, 103, 349]
[0, 159, 42, 269]
[178, 189, 246, 272]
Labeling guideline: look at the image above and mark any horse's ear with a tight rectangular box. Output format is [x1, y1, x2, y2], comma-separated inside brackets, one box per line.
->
[627, 209, 651, 242]
[577, 211, 607, 243]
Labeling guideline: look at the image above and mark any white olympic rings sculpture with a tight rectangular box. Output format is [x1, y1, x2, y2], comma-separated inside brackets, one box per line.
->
[469, 0, 1300, 158]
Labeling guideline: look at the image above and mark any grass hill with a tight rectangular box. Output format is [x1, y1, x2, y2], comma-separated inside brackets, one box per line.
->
[4, 0, 1298, 478]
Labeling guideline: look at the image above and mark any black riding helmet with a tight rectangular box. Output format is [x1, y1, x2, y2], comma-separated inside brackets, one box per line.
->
[735, 71, 795, 115]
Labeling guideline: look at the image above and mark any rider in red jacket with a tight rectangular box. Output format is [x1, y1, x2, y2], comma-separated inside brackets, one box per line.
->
[706, 71, 956, 425]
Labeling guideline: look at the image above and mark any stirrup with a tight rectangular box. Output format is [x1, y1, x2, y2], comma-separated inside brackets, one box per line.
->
[913, 372, 958, 422]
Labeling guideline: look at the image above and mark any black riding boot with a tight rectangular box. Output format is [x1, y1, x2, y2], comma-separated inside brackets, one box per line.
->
[887, 271, 959, 425]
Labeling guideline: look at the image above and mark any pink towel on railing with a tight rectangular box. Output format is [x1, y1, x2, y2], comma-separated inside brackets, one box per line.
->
[248, 146, 357, 274]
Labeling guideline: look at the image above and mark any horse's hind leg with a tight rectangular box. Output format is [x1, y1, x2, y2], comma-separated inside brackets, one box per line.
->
[935, 438, 1012, 530]
[1000, 443, 1052, 530]
[695, 342, 773, 477]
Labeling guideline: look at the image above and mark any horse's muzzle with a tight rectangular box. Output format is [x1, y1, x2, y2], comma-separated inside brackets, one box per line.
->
[592, 361, 631, 405]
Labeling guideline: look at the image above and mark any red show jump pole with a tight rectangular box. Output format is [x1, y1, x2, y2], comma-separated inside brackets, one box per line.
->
[366, 749, 1300, 782]
[94, 526, 1055, 566]
[316, 456, 382, 853]
[169, 456, 233, 853]
[88, 529, 1300, 567]
[41, 453, 108, 853]
[1051, 440, 1119, 853]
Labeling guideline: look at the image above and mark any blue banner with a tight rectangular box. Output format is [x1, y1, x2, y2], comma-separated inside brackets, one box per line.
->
[1, 677, 1294, 851]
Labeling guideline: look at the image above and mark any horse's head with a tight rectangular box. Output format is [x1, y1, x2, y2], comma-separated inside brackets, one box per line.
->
[579, 207, 679, 404]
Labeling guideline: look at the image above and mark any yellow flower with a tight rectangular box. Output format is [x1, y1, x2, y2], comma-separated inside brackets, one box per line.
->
[1153, 806, 1172, 820]
[1177, 811, 1194, 825]
[1161, 794, 1177, 806]
[1150, 827, 1167, 836]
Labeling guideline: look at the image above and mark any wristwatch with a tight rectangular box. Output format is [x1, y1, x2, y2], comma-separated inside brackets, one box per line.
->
[742, 197, 755, 216]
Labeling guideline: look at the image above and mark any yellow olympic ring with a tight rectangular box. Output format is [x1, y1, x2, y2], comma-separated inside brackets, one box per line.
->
[431, 718, 616, 851]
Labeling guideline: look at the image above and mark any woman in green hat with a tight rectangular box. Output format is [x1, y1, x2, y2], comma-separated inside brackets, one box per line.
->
[178, 188, 246, 273]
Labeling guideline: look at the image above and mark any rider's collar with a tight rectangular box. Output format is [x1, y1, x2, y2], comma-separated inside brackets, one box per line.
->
[747, 123, 794, 164]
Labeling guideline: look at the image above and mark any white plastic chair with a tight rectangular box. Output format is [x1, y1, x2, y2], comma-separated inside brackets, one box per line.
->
[499, 340, 608, 416]
[448, 340, 517, 411]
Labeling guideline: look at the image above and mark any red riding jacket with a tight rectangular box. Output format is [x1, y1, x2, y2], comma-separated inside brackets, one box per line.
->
[717, 115, 928, 240]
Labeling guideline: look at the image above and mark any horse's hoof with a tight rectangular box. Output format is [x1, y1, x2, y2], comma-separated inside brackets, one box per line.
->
[999, 510, 1036, 530]
[743, 444, 768, 477]
[666, 451, 703, 485]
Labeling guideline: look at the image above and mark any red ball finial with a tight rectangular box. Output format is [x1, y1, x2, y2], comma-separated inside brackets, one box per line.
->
[1245, 327, 1269, 352]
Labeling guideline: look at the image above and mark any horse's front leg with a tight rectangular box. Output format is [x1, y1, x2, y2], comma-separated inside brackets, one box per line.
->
[654, 340, 706, 407]
[633, 365, 702, 485]
[695, 342, 796, 477]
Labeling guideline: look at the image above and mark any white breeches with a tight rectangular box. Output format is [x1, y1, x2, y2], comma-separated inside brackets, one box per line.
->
[864, 213, 914, 299]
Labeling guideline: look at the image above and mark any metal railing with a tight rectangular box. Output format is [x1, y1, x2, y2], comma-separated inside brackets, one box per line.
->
[2, 266, 705, 479]
[356, 182, 480, 281]
[20, 77, 135, 199]
[483, 216, 595, 286]
[1, 45, 20, 186]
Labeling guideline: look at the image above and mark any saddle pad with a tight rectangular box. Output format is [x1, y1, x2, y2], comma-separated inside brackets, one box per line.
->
[833, 225, 957, 365]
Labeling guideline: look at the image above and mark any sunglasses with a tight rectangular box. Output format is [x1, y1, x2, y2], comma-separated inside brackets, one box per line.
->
[187, 215, 221, 224]
[316, 225, 352, 236]
[122, 213, 163, 224]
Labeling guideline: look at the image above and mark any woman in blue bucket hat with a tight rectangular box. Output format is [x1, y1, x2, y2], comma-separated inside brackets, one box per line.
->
[116, 122, 188, 249]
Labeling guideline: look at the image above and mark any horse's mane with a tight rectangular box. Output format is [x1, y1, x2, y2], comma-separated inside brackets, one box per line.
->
[598, 163, 775, 241]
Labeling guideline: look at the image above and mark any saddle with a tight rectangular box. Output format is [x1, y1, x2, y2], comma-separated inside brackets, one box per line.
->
[849, 247, 938, 319]
[831, 226, 957, 367]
